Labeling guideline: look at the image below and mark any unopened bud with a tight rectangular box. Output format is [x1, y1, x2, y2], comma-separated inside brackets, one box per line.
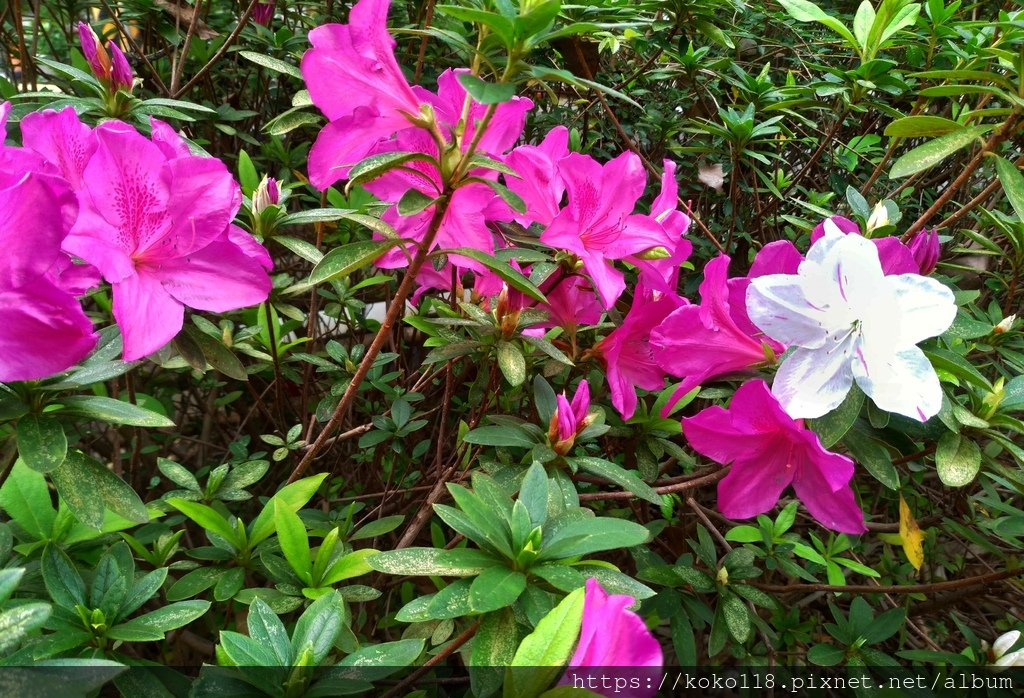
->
[866, 202, 889, 233]
[78, 22, 111, 82]
[994, 315, 1016, 334]
[252, 176, 280, 214]
[635, 245, 671, 261]
[109, 43, 134, 93]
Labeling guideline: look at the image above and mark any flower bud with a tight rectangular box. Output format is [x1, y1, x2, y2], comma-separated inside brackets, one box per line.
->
[907, 228, 939, 275]
[866, 202, 889, 233]
[78, 22, 111, 82]
[253, 1, 275, 26]
[252, 176, 280, 215]
[994, 314, 1017, 334]
[109, 43, 134, 93]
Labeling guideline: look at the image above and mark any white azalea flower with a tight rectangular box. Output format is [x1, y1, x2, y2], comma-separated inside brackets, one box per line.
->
[746, 220, 956, 421]
[992, 630, 1024, 667]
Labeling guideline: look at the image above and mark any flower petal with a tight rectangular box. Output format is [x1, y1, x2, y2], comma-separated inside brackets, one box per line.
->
[882, 274, 956, 347]
[0, 281, 96, 382]
[113, 272, 184, 361]
[772, 345, 855, 419]
[746, 276, 832, 349]
[853, 345, 943, 422]
[153, 234, 272, 313]
[791, 449, 865, 533]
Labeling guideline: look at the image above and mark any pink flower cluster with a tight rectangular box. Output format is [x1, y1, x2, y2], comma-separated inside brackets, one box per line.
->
[0, 104, 272, 379]
[303, 0, 952, 534]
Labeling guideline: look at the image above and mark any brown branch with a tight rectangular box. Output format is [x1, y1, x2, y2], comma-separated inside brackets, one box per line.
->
[577, 466, 729, 501]
[749, 568, 1019, 595]
[378, 621, 480, 698]
[172, 0, 261, 98]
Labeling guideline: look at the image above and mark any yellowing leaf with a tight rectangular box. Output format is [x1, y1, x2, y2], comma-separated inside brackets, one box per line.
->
[899, 495, 925, 571]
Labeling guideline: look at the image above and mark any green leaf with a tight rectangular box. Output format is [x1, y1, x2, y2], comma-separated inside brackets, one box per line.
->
[346, 151, 435, 192]
[0, 603, 51, 655]
[167, 499, 242, 550]
[15, 415, 67, 473]
[538, 517, 650, 561]
[52, 450, 149, 528]
[935, 432, 981, 487]
[841, 426, 899, 490]
[238, 51, 302, 80]
[776, 0, 858, 47]
[157, 458, 200, 492]
[274, 499, 312, 584]
[320, 548, 377, 586]
[247, 598, 292, 665]
[249, 473, 328, 546]
[368, 547, 496, 576]
[889, 126, 991, 179]
[218, 630, 281, 666]
[184, 326, 248, 381]
[883, 115, 963, 138]
[56, 395, 175, 427]
[810, 386, 865, 448]
[41, 544, 86, 609]
[470, 608, 518, 698]
[469, 566, 527, 612]
[721, 591, 751, 643]
[496, 341, 526, 387]
[995, 155, 1024, 222]
[463, 426, 535, 448]
[519, 461, 550, 528]
[397, 188, 436, 216]
[118, 568, 169, 622]
[442, 247, 547, 303]
[119, 600, 210, 634]
[807, 643, 846, 665]
[166, 567, 226, 601]
[291, 591, 344, 665]
[350, 515, 404, 540]
[0, 460, 56, 539]
[572, 456, 661, 505]
[237, 150, 258, 195]
[309, 240, 397, 285]
[507, 587, 584, 698]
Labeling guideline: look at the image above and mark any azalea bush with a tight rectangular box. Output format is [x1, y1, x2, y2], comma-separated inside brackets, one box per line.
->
[1, 0, 1024, 694]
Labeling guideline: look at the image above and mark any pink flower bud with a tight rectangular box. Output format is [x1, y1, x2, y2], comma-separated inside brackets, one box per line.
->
[253, 1, 275, 26]
[908, 228, 940, 275]
[252, 176, 279, 214]
[78, 22, 110, 82]
[109, 43, 133, 93]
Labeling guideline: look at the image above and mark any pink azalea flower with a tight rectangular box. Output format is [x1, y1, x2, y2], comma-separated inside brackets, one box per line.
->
[533, 274, 603, 335]
[558, 578, 662, 698]
[907, 228, 940, 275]
[595, 283, 685, 420]
[365, 115, 521, 271]
[681, 379, 866, 534]
[503, 126, 570, 227]
[541, 152, 667, 309]
[0, 173, 96, 382]
[62, 121, 271, 361]
[811, 215, 917, 275]
[652, 254, 782, 415]
[19, 106, 97, 191]
[301, 0, 425, 189]
[627, 160, 692, 294]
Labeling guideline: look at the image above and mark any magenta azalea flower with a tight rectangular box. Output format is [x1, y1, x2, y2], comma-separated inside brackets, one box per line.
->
[559, 578, 662, 694]
[356, 70, 531, 270]
[682, 380, 866, 533]
[652, 254, 782, 415]
[0, 173, 96, 382]
[534, 274, 603, 335]
[541, 152, 667, 309]
[627, 160, 692, 294]
[62, 121, 271, 361]
[252, 1, 275, 26]
[301, 0, 425, 189]
[595, 283, 685, 420]
[504, 126, 570, 227]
